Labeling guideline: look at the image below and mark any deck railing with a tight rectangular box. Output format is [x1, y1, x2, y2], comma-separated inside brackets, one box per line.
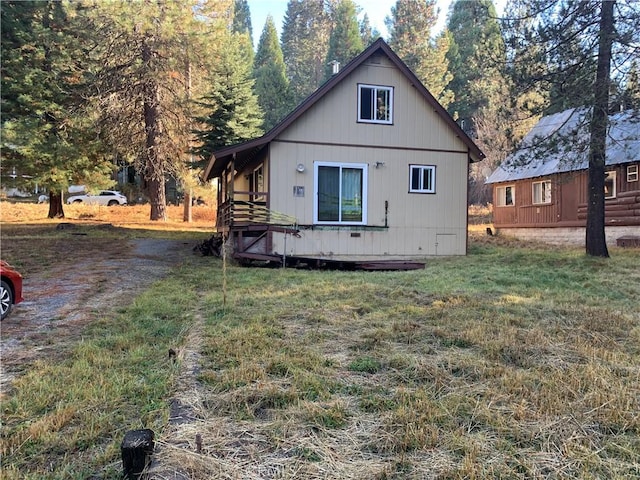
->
[217, 191, 297, 229]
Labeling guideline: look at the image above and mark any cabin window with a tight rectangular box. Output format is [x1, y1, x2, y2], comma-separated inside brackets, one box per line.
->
[409, 165, 436, 193]
[628, 165, 638, 182]
[358, 84, 393, 124]
[250, 165, 265, 202]
[496, 185, 515, 206]
[604, 171, 616, 199]
[532, 180, 551, 204]
[314, 162, 368, 224]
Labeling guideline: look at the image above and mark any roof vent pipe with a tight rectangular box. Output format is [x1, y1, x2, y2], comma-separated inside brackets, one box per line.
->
[330, 60, 340, 75]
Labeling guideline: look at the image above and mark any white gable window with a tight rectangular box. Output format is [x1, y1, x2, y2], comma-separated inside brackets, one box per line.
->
[532, 180, 551, 204]
[358, 84, 393, 124]
[496, 185, 515, 206]
[628, 165, 638, 182]
[409, 165, 436, 193]
[314, 162, 368, 224]
[605, 171, 616, 198]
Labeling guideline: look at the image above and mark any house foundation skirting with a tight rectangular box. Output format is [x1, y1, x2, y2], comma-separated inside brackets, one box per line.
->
[496, 226, 640, 247]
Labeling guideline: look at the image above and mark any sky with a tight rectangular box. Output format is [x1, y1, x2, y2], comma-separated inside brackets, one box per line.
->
[246, 0, 506, 48]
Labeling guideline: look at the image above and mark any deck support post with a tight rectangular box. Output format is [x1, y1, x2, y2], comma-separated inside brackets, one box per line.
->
[283, 232, 287, 268]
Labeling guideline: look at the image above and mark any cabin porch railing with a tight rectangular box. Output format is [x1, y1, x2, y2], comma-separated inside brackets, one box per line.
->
[216, 191, 299, 261]
[217, 191, 297, 229]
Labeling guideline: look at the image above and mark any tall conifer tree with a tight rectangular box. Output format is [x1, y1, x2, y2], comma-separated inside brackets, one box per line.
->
[446, 0, 506, 130]
[281, 0, 334, 107]
[233, 0, 255, 65]
[324, 0, 363, 80]
[83, 1, 231, 220]
[621, 60, 640, 110]
[232, 0, 252, 40]
[194, 32, 263, 162]
[1, 1, 113, 218]
[254, 16, 290, 131]
[502, 0, 621, 117]
[444, 0, 513, 204]
[359, 13, 380, 46]
[385, 0, 453, 108]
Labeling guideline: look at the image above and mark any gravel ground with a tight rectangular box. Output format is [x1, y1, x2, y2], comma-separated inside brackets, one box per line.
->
[0, 238, 196, 395]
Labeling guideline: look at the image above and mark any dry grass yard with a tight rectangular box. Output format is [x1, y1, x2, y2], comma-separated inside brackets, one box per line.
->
[0, 200, 217, 232]
[1, 200, 639, 479]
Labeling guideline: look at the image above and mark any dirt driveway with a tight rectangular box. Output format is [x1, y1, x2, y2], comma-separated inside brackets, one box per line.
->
[0, 237, 196, 395]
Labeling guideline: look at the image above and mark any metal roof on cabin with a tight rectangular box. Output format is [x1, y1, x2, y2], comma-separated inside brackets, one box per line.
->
[486, 108, 640, 184]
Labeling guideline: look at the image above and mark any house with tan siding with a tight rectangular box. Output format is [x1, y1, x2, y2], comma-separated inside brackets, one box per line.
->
[486, 108, 640, 245]
[203, 38, 484, 263]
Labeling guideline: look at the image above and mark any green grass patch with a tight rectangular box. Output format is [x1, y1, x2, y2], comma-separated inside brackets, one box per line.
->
[349, 356, 383, 373]
[303, 402, 350, 429]
[3, 234, 639, 479]
[1, 264, 199, 479]
[190, 242, 639, 477]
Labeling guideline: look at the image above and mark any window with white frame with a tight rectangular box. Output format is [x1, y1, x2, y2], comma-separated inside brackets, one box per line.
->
[604, 171, 616, 198]
[532, 180, 551, 204]
[314, 162, 368, 224]
[358, 84, 393, 124]
[496, 185, 515, 206]
[628, 165, 638, 183]
[409, 165, 436, 193]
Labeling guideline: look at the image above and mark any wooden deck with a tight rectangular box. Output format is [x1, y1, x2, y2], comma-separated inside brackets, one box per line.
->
[234, 251, 425, 271]
[217, 198, 425, 270]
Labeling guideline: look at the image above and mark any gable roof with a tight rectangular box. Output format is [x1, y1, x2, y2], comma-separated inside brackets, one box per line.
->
[203, 38, 484, 181]
[486, 108, 640, 184]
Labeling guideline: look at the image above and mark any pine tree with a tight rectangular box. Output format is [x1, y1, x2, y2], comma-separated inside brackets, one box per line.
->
[446, 0, 506, 131]
[324, 0, 363, 80]
[194, 32, 263, 162]
[83, 0, 231, 220]
[502, 0, 615, 116]
[620, 60, 640, 110]
[233, 0, 252, 40]
[583, 0, 614, 257]
[545, 10, 599, 114]
[281, 0, 334, 107]
[444, 0, 515, 204]
[1, 1, 113, 218]
[254, 16, 290, 131]
[359, 13, 380, 46]
[385, 0, 453, 108]
[233, 0, 255, 65]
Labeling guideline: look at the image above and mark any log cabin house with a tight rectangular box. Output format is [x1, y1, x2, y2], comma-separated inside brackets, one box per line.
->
[203, 39, 485, 266]
[486, 108, 640, 245]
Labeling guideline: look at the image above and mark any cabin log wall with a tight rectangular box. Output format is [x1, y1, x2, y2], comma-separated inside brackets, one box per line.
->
[492, 163, 640, 228]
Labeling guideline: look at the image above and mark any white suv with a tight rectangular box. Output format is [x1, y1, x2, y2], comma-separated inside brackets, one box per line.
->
[67, 190, 128, 206]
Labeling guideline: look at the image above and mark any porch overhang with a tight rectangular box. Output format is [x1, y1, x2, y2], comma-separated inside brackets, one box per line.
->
[203, 138, 269, 181]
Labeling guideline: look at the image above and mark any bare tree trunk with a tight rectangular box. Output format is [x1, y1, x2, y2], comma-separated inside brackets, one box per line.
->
[142, 36, 167, 221]
[586, 0, 614, 258]
[147, 177, 167, 220]
[183, 58, 192, 223]
[47, 190, 65, 219]
[183, 189, 192, 222]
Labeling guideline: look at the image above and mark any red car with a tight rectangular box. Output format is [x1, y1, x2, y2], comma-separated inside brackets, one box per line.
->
[1, 260, 23, 320]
